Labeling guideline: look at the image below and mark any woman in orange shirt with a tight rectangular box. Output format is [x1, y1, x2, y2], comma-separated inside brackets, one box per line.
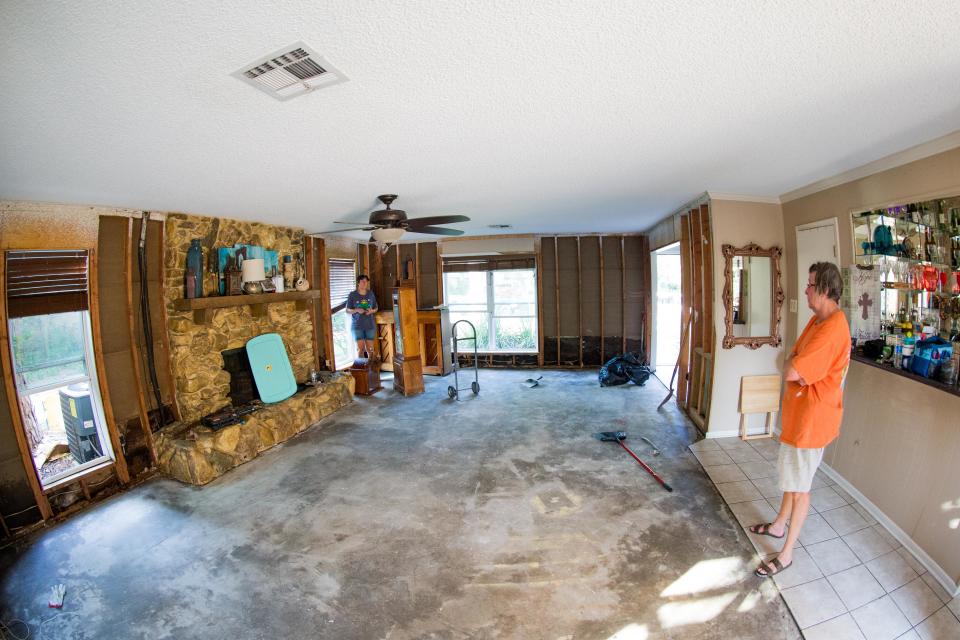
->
[752, 262, 850, 577]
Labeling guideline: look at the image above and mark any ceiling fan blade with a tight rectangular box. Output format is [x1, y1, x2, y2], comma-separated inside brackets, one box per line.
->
[307, 226, 376, 234]
[406, 215, 470, 226]
[407, 225, 465, 236]
[332, 220, 374, 225]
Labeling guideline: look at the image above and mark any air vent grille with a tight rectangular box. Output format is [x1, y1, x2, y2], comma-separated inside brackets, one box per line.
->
[233, 42, 347, 101]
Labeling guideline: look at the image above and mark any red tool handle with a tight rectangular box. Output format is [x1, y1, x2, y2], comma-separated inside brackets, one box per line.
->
[618, 440, 673, 492]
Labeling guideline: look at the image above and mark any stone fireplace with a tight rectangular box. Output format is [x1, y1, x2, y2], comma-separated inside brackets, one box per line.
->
[154, 213, 355, 485]
[162, 213, 315, 423]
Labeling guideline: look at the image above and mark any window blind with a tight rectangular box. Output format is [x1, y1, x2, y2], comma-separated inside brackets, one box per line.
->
[5, 250, 89, 318]
[328, 259, 356, 311]
[442, 254, 535, 273]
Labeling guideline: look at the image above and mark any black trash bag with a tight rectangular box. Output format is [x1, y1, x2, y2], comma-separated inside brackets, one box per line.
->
[599, 352, 652, 387]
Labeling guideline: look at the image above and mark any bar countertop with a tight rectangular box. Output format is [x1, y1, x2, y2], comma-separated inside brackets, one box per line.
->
[850, 352, 960, 399]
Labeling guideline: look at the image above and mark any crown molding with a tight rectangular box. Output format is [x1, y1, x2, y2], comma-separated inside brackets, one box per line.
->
[706, 192, 781, 204]
[780, 129, 960, 204]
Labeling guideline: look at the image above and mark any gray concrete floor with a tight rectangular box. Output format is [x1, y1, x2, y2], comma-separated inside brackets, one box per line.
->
[0, 370, 800, 639]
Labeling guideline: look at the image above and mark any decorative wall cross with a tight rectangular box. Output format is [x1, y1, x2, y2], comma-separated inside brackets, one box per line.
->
[858, 292, 873, 320]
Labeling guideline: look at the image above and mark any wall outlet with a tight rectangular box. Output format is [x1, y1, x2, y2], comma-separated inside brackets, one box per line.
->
[789, 299, 798, 313]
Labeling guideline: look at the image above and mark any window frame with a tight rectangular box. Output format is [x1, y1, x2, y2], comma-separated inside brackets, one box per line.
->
[443, 268, 537, 353]
[8, 309, 116, 488]
[327, 258, 357, 370]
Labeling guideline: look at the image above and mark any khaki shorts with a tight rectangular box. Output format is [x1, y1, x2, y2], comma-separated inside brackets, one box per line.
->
[778, 443, 824, 493]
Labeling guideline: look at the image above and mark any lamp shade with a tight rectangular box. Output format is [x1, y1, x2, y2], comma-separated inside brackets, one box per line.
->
[371, 227, 405, 244]
[241, 258, 266, 282]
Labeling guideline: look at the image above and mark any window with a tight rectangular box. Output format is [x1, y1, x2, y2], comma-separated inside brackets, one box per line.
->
[5, 250, 114, 488]
[443, 267, 537, 352]
[328, 259, 356, 369]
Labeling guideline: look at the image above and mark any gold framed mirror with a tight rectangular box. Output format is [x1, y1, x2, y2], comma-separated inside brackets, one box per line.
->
[721, 243, 784, 349]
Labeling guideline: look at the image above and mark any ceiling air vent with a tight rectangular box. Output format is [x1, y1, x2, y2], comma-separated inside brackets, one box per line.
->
[232, 42, 347, 101]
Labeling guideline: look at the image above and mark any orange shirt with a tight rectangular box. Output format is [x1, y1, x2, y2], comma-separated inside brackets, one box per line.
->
[780, 310, 851, 449]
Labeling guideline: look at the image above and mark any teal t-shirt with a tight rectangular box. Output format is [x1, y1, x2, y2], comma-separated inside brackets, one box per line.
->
[346, 290, 377, 331]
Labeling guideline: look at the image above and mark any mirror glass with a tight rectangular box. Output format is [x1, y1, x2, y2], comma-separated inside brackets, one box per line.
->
[722, 244, 783, 349]
[731, 256, 773, 337]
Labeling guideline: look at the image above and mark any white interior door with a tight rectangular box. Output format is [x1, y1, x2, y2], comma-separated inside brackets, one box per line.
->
[795, 220, 839, 339]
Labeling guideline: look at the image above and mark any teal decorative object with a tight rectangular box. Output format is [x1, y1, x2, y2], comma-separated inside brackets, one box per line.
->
[245, 333, 297, 403]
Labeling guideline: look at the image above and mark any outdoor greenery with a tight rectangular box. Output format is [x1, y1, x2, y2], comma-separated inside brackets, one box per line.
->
[331, 309, 353, 368]
[444, 268, 537, 352]
[9, 312, 88, 389]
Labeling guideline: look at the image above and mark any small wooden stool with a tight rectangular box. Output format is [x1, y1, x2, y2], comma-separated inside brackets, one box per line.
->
[739, 375, 781, 440]
[349, 357, 382, 396]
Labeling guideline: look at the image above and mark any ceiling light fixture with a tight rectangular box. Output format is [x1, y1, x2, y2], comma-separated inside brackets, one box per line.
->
[370, 227, 405, 253]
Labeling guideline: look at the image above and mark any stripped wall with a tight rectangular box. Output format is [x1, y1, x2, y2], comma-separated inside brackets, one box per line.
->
[540, 235, 650, 367]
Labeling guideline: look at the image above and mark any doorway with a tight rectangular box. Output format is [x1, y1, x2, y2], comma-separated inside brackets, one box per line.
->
[795, 219, 839, 339]
[651, 242, 682, 373]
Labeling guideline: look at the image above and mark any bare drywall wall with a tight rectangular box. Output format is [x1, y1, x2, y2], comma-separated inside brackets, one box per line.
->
[707, 199, 785, 437]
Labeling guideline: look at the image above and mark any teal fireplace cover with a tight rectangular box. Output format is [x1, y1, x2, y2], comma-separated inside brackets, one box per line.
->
[246, 333, 297, 403]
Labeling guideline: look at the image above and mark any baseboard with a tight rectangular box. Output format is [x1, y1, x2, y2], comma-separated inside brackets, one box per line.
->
[819, 462, 959, 598]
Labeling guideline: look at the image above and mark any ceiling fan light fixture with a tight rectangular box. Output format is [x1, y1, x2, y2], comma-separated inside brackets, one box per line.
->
[371, 227, 405, 244]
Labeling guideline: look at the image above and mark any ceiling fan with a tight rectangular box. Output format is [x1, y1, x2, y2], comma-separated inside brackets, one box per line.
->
[312, 195, 469, 250]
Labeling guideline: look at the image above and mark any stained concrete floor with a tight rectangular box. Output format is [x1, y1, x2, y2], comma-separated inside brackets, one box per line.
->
[0, 370, 801, 639]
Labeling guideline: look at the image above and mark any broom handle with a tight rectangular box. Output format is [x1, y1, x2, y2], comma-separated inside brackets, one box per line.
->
[618, 440, 673, 492]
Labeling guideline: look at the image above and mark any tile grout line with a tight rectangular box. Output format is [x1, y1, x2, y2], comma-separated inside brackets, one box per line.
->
[692, 439, 960, 639]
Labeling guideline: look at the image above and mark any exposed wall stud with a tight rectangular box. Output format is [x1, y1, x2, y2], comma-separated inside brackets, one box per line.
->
[554, 236, 560, 364]
[125, 218, 158, 466]
[535, 237, 544, 367]
[620, 236, 627, 353]
[576, 236, 583, 367]
[156, 222, 182, 421]
[599, 236, 604, 363]
[89, 249, 130, 484]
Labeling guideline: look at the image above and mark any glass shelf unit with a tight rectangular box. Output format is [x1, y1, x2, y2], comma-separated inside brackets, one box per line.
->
[851, 199, 960, 342]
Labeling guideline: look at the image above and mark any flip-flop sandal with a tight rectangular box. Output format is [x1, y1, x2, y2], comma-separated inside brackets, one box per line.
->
[749, 522, 785, 539]
[755, 557, 792, 577]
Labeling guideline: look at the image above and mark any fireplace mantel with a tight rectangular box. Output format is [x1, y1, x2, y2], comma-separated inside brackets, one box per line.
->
[174, 290, 321, 324]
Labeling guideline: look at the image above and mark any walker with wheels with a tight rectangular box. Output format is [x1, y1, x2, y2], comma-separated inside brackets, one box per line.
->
[447, 320, 480, 399]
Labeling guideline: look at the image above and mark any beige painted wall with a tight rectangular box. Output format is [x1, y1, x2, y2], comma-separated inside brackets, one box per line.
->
[781, 145, 960, 588]
[707, 199, 785, 436]
[781, 146, 960, 347]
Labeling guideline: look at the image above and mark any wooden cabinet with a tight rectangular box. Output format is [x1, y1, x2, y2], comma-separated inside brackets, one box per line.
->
[391, 285, 424, 396]
[374, 307, 452, 377]
[418, 308, 453, 376]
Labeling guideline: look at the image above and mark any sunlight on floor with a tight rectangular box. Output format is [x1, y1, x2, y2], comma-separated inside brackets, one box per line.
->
[660, 557, 744, 597]
[605, 623, 648, 639]
[657, 592, 739, 629]
[736, 589, 763, 613]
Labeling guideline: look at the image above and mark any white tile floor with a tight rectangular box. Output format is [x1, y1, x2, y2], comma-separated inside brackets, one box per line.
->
[691, 437, 960, 640]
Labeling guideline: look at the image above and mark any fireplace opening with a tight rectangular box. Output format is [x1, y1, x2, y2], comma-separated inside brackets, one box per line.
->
[221, 347, 260, 406]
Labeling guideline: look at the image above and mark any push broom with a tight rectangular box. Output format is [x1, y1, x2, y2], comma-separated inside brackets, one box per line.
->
[657, 308, 694, 411]
[593, 431, 673, 492]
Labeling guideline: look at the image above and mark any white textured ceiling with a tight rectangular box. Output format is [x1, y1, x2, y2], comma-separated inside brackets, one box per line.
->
[2, 1, 959, 239]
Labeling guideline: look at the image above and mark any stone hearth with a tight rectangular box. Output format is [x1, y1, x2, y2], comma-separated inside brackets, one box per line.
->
[155, 373, 354, 485]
